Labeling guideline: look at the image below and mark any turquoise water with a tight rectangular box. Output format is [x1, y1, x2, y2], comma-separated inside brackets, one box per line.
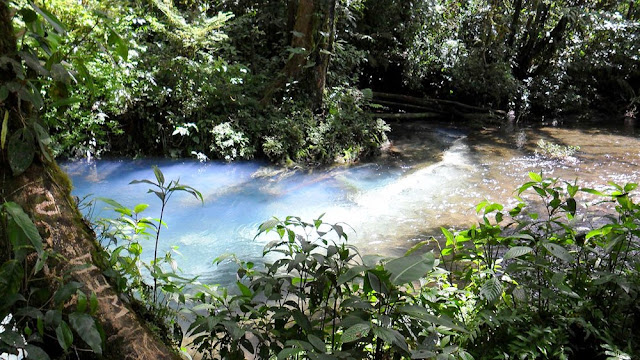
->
[63, 122, 640, 285]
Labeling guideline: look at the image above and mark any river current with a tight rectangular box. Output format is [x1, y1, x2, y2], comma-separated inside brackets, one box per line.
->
[63, 120, 640, 284]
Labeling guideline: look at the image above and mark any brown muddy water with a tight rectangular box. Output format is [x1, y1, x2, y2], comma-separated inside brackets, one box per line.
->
[344, 120, 640, 256]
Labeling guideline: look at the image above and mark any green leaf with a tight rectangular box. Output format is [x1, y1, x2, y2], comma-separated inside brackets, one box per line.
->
[0, 293, 26, 312]
[37, 317, 44, 336]
[277, 347, 303, 360]
[411, 349, 437, 359]
[529, 172, 543, 182]
[29, 1, 67, 34]
[8, 127, 35, 175]
[152, 165, 165, 185]
[385, 252, 435, 285]
[4, 202, 43, 257]
[404, 240, 430, 256]
[222, 321, 245, 340]
[258, 218, 280, 233]
[45, 309, 62, 328]
[19, 8, 38, 22]
[580, 188, 605, 196]
[337, 265, 368, 285]
[441, 227, 454, 246]
[68, 312, 102, 355]
[372, 327, 408, 353]
[291, 309, 311, 332]
[32, 122, 51, 161]
[480, 277, 503, 303]
[0, 329, 25, 347]
[533, 186, 546, 197]
[107, 31, 128, 60]
[19, 51, 49, 77]
[53, 281, 83, 305]
[517, 181, 536, 194]
[503, 246, 533, 260]
[1, 110, 8, 150]
[133, 204, 149, 214]
[508, 233, 535, 241]
[50, 96, 82, 108]
[484, 203, 503, 213]
[307, 334, 326, 352]
[55, 321, 73, 351]
[543, 242, 573, 262]
[76, 291, 87, 313]
[89, 292, 99, 315]
[397, 305, 466, 332]
[0, 261, 23, 295]
[96, 197, 125, 209]
[586, 227, 610, 240]
[50, 63, 73, 84]
[564, 197, 577, 216]
[236, 281, 252, 297]
[342, 323, 370, 343]
[24, 344, 50, 360]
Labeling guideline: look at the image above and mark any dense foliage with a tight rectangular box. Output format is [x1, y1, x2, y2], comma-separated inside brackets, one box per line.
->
[360, 0, 640, 120]
[89, 169, 640, 359]
[2, 1, 640, 359]
[19, 0, 387, 163]
[6, 0, 636, 162]
[0, 203, 105, 359]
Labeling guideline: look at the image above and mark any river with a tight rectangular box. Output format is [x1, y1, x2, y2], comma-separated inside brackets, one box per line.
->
[63, 120, 640, 285]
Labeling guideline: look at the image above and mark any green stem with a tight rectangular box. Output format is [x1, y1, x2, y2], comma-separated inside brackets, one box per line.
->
[153, 198, 167, 304]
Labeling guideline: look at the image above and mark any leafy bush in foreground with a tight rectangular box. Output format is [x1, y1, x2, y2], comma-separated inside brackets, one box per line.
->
[92, 170, 640, 359]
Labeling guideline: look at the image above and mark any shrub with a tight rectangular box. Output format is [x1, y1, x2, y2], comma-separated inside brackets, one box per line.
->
[91, 169, 640, 359]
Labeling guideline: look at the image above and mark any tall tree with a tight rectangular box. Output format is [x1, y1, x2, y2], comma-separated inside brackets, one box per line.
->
[263, 0, 337, 110]
[0, 1, 177, 358]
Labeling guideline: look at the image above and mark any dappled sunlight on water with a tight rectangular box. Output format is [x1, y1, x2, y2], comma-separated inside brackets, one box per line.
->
[64, 121, 640, 284]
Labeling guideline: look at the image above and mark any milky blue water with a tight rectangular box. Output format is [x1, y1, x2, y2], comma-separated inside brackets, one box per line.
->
[63, 122, 640, 285]
[63, 124, 474, 284]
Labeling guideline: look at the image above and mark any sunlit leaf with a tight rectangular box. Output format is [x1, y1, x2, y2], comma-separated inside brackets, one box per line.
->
[529, 172, 542, 182]
[29, 1, 67, 34]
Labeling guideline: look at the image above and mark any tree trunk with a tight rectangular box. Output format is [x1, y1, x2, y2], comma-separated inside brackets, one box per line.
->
[262, 0, 337, 110]
[0, 2, 178, 359]
[2, 164, 180, 360]
[506, 0, 523, 49]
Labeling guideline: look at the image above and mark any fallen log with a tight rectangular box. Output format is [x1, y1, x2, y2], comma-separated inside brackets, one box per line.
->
[372, 99, 440, 113]
[372, 91, 506, 115]
[374, 112, 444, 120]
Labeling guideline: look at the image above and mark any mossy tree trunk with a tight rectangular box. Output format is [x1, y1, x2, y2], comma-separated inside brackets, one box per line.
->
[0, 3, 178, 359]
[263, 0, 337, 110]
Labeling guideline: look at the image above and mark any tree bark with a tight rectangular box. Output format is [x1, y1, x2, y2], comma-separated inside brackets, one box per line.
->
[262, 0, 337, 110]
[0, 2, 179, 359]
[2, 164, 180, 360]
[506, 0, 523, 49]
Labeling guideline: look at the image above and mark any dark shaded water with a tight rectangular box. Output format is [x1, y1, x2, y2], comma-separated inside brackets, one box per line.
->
[64, 121, 640, 284]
